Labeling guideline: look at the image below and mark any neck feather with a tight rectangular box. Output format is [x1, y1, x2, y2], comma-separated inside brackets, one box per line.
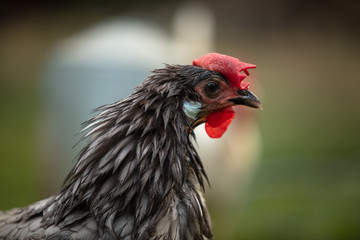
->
[46, 70, 208, 229]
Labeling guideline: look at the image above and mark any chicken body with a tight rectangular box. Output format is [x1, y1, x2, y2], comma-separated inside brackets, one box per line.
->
[0, 56, 260, 239]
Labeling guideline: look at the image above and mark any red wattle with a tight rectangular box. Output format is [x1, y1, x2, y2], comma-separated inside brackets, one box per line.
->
[205, 108, 235, 138]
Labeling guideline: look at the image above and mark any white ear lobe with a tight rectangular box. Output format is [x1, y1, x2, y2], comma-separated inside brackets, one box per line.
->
[183, 101, 202, 120]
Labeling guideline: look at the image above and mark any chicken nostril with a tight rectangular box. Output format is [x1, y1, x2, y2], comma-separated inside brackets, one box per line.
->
[237, 89, 248, 96]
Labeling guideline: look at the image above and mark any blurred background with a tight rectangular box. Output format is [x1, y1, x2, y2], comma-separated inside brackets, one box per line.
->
[0, 0, 359, 239]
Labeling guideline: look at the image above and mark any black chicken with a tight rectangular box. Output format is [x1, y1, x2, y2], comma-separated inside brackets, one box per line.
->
[0, 53, 261, 239]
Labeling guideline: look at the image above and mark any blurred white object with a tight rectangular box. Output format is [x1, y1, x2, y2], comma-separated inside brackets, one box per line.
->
[172, 2, 215, 62]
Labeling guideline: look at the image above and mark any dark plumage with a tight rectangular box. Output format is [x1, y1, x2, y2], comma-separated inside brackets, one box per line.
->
[0, 54, 261, 239]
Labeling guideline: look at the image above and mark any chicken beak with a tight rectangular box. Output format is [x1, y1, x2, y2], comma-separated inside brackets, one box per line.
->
[229, 89, 262, 109]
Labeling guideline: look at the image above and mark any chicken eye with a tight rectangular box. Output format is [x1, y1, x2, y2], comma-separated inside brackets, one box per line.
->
[204, 81, 220, 98]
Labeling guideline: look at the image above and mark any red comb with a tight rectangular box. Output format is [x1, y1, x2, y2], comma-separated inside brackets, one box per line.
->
[193, 53, 256, 90]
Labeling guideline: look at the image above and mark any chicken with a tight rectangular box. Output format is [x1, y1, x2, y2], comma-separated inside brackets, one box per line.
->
[0, 53, 261, 239]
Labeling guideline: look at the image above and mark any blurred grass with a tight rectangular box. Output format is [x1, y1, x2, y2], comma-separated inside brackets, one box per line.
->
[0, 81, 39, 208]
[234, 155, 360, 240]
